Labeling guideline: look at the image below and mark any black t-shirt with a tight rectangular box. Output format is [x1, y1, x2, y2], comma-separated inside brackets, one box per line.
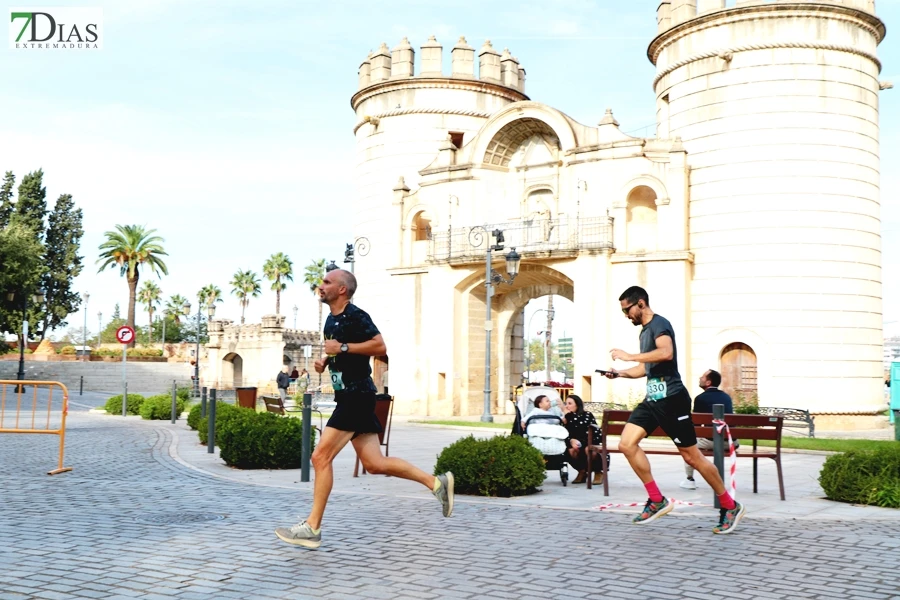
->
[323, 303, 380, 394]
[639, 314, 685, 398]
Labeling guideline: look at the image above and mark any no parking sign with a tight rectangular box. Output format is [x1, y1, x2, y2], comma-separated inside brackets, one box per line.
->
[115, 326, 135, 417]
[115, 326, 135, 345]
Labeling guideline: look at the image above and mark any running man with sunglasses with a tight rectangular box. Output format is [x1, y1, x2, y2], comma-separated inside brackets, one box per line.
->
[601, 286, 745, 534]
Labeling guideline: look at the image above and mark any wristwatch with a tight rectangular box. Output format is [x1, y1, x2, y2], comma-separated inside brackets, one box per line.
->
[340, 343, 349, 353]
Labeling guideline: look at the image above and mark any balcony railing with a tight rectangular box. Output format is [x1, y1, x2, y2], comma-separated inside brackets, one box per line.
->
[427, 215, 614, 263]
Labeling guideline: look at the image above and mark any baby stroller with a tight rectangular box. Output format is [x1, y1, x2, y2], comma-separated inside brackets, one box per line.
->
[512, 386, 569, 486]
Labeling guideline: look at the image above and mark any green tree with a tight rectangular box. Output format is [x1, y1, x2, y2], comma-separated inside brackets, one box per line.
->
[99, 304, 127, 344]
[0, 171, 15, 229]
[263, 253, 293, 314]
[199, 284, 223, 310]
[0, 223, 46, 342]
[137, 280, 162, 343]
[38, 193, 84, 339]
[11, 170, 47, 240]
[230, 269, 261, 324]
[96, 225, 169, 347]
[165, 294, 187, 325]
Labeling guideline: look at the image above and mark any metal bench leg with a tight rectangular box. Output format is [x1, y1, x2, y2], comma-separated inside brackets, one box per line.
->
[753, 457, 758, 494]
[602, 448, 609, 496]
[353, 456, 360, 478]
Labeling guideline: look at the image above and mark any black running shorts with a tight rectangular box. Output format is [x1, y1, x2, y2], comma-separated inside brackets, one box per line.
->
[627, 388, 698, 448]
[325, 390, 383, 438]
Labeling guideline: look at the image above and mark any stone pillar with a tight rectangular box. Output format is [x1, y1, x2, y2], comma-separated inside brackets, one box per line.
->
[420, 35, 442, 76]
[369, 43, 391, 82]
[697, 0, 724, 13]
[478, 40, 501, 82]
[358, 54, 371, 89]
[518, 66, 526, 93]
[670, 0, 697, 26]
[451, 36, 475, 77]
[500, 48, 519, 89]
[391, 37, 415, 78]
[657, 1, 672, 33]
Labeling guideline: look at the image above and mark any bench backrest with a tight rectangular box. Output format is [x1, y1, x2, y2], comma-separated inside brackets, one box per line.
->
[264, 395, 286, 415]
[601, 410, 783, 444]
[373, 394, 393, 446]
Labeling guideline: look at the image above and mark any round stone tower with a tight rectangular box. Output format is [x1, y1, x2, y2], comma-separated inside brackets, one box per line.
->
[650, 0, 888, 419]
[349, 36, 527, 329]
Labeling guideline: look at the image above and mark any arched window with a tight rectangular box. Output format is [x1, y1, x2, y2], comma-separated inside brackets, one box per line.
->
[626, 185, 658, 253]
[719, 342, 758, 398]
[413, 212, 432, 241]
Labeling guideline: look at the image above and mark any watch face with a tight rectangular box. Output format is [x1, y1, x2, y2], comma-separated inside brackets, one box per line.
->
[341, 343, 349, 352]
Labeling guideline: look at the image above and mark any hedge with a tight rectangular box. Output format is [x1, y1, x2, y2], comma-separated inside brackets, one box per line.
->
[197, 402, 245, 445]
[104, 394, 145, 416]
[187, 404, 202, 430]
[433, 434, 547, 497]
[218, 410, 317, 469]
[819, 445, 900, 509]
[60, 345, 77, 355]
[140, 394, 187, 420]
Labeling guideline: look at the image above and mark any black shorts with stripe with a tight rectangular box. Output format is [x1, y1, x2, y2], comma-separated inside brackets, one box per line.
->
[627, 388, 698, 448]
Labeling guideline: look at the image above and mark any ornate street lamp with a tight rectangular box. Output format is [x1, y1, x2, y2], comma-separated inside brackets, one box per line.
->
[8, 290, 44, 385]
[82, 292, 90, 362]
[292, 305, 298, 329]
[481, 229, 520, 422]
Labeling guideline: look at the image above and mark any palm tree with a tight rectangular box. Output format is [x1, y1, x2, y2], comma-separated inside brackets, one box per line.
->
[137, 281, 162, 343]
[263, 252, 293, 314]
[230, 269, 261, 324]
[166, 294, 187, 325]
[96, 225, 168, 347]
[199, 284, 223, 310]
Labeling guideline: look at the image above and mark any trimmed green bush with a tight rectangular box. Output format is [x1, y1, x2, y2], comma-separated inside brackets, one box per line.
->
[819, 445, 900, 509]
[433, 434, 547, 497]
[197, 402, 245, 445]
[103, 394, 145, 416]
[60, 345, 77, 355]
[176, 387, 191, 402]
[139, 393, 187, 420]
[218, 410, 317, 469]
[187, 404, 202, 430]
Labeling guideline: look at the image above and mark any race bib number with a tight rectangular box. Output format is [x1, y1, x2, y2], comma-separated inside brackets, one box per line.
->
[330, 371, 345, 392]
[647, 378, 667, 402]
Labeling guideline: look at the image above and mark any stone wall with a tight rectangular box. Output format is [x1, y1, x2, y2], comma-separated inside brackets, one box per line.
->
[0, 361, 194, 396]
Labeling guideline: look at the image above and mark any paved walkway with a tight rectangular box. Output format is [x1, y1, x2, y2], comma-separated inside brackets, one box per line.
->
[1, 396, 899, 600]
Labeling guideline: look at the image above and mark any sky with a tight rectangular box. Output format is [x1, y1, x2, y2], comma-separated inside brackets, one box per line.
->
[1, 0, 898, 342]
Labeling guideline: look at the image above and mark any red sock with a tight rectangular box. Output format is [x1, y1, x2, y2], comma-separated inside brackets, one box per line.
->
[718, 491, 736, 510]
[644, 481, 664, 503]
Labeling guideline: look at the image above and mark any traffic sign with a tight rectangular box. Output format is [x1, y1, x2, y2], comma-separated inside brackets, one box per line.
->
[559, 337, 573, 358]
[115, 326, 135, 344]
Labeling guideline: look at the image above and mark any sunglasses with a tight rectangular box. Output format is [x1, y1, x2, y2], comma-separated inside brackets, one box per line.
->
[622, 302, 639, 315]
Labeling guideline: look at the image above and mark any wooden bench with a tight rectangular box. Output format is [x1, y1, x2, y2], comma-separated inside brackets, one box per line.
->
[262, 394, 301, 416]
[353, 394, 394, 477]
[589, 410, 785, 500]
[758, 406, 815, 438]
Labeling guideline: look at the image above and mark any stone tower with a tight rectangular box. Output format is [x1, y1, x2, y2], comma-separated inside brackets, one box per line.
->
[650, 0, 888, 417]
[349, 36, 528, 387]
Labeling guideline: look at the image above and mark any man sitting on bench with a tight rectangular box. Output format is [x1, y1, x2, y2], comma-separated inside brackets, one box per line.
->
[681, 369, 738, 490]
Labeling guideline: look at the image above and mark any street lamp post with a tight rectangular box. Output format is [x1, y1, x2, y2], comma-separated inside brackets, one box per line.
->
[8, 290, 44, 384]
[292, 305, 298, 329]
[343, 244, 355, 274]
[161, 309, 169, 355]
[82, 292, 90, 362]
[97, 311, 102, 347]
[182, 299, 210, 396]
[481, 229, 521, 423]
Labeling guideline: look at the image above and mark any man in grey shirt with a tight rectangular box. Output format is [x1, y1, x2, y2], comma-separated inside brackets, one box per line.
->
[601, 286, 745, 535]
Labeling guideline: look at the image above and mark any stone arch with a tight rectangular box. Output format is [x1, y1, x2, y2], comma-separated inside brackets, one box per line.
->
[468, 102, 578, 168]
[719, 342, 758, 400]
[625, 185, 659, 253]
[454, 262, 574, 416]
[617, 175, 669, 208]
[222, 352, 243, 387]
[522, 185, 555, 220]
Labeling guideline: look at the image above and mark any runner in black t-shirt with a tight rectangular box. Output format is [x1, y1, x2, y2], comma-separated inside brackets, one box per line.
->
[275, 269, 454, 549]
[600, 286, 745, 534]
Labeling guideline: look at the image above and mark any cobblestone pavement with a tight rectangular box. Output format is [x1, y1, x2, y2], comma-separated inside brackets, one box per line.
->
[2, 407, 900, 600]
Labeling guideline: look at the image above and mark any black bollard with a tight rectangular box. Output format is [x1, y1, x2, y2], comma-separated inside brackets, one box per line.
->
[207, 388, 216, 454]
[201, 387, 207, 418]
[79, 375, 83, 396]
[712, 403, 725, 509]
[170, 379, 177, 424]
[301, 392, 312, 482]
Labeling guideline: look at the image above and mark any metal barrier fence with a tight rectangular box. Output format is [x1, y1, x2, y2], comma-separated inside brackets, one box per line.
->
[0, 380, 72, 475]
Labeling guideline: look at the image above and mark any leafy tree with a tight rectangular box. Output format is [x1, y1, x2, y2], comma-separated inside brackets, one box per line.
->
[96, 225, 168, 347]
[11, 170, 47, 240]
[99, 314, 127, 344]
[181, 312, 209, 345]
[230, 269, 261, 324]
[39, 193, 84, 339]
[199, 284, 223, 309]
[0, 223, 46, 341]
[137, 281, 162, 343]
[263, 253, 293, 314]
[0, 171, 15, 228]
[151, 314, 187, 343]
[165, 294, 187, 325]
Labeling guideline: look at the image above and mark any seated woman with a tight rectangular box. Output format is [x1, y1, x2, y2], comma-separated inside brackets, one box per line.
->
[562, 394, 607, 485]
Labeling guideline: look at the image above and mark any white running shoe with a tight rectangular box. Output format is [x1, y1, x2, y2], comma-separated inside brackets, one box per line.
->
[679, 478, 697, 490]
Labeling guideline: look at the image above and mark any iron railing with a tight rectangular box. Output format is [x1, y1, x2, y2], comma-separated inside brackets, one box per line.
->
[428, 215, 614, 263]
